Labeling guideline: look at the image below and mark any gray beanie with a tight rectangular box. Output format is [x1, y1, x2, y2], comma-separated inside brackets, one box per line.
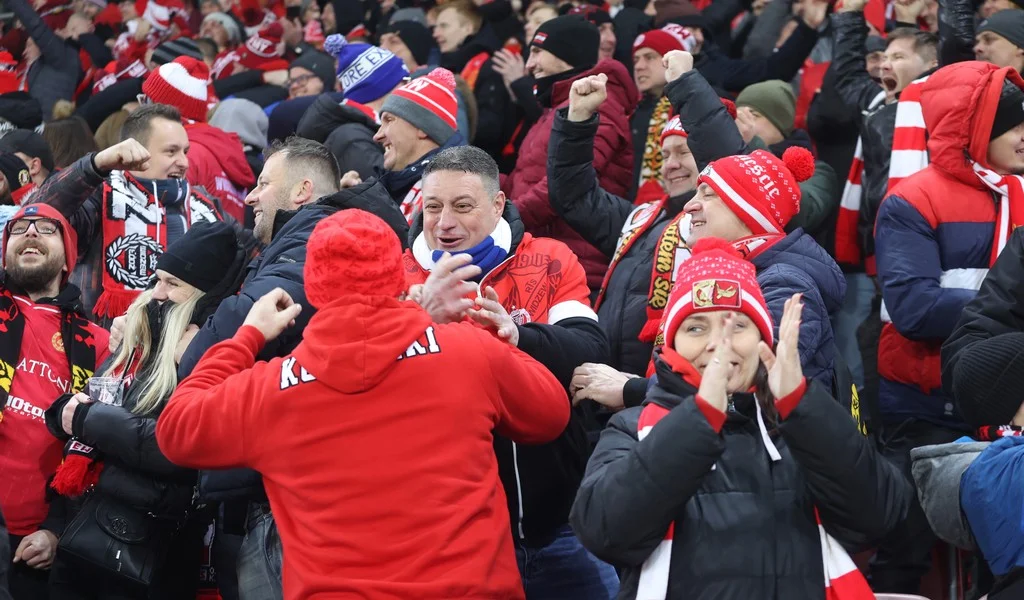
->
[977, 9, 1024, 50]
[203, 12, 243, 45]
[209, 99, 269, 150]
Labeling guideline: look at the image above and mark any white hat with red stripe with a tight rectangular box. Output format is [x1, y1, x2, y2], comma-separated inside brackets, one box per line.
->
[142, 56, 211, 123]
[380, 68, 458, 145]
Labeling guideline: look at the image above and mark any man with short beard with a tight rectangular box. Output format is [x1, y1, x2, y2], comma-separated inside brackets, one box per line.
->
[0, 203, 109, 600]
[33, 103, 231, 324]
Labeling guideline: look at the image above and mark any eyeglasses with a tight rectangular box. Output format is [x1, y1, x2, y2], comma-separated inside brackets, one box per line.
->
[7, 218, 61, 236]
[286, 74, 315, 88]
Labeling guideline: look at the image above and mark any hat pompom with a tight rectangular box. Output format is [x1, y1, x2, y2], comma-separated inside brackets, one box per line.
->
[782, 146, 815, 183]
[324, 33, 347, 57]
[691, 236, 740, 258]
[181, 56, 210, 80]
[428, 67, 456, 91]
[720, 98, 736, 120]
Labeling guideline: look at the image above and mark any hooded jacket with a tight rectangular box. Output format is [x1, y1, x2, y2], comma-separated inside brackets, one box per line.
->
[570, 352, 910, 600]
[403, 203, 609, 544]
[156, 298, 569, 600]
[507, 58, 639, 292]
[874, 62, 1023, 427]
[296, 94, 383, 181]
[179, 179, 408, 502]
[186, 123, 256, 223]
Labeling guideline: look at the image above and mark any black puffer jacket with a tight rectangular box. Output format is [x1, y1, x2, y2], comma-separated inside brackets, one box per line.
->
[547, 69, 747, 379]
[571, 353, 911, 599]
[296, 94, 383, 180]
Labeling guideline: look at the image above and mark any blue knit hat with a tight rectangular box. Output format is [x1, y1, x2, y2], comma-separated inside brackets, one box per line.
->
[323, 34, 409, 104]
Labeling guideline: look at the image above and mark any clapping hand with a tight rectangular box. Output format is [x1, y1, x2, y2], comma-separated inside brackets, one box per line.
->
[414, 253, 481, 323]
[758, 293, 804, 399]
[696, 313, 741, 414]
[468, 286, 519, 346]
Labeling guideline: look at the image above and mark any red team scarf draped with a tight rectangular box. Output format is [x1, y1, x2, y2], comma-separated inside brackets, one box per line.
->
[973, 162, 1024, 265]
[887, 77, 930, 194]
[96, 170, 222, 318]
[635, 354, 875, 600]
[834, 90, 886, 269]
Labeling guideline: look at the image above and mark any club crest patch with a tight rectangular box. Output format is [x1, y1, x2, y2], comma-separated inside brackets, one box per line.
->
[692, 279, 741, 309]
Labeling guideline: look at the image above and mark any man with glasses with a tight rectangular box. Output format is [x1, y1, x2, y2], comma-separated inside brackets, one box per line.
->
[0, 204, 109, 600]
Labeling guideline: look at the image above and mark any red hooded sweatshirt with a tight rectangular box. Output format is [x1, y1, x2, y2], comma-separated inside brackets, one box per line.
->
[156, 296, 568, 600]
[186, 123, 255, 222]
[0, 204, 110, 535]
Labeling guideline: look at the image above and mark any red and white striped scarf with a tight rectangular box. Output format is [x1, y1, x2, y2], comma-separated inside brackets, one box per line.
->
[973, 162, 1024, 266]
[887, 76, 930, 193]
[834, 90, 885, 269]
[634, 389, 874, 600]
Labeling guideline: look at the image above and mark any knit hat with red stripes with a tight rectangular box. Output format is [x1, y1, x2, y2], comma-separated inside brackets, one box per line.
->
[660, 115, 686, 143]
[696, 148, 815, 236]
[633, 23, 696, 57]
[142, 57, 211, 123]
[380, 68, 458, 145]
[237, 22, 289, 72]
[662, 236, 773, 352]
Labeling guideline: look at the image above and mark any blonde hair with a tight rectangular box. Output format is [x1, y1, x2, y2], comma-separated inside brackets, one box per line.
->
[103, 288, 205, 416]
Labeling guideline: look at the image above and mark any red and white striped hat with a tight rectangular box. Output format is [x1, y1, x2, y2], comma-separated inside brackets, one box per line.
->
[142, 56, 210, 123]
[660, 115, 686, 143]
[696, 148, 815, 236]
[380, 68, 458, 145]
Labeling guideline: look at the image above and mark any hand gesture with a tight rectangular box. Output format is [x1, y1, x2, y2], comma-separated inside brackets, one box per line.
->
[801, 0, 830, 28]
[13, 529, 58, 569]
[468, 286, 519, 346]
[663, 50, 694, 84]
[837, 0, 869, 13]
[492, 48, 526, 89]
[571, 363, 637, 410]
[243, 288, 302, 342]
[758, 293, 805, 400]
[416, 253, 480, 323]
[340, 170, 362, 189]
[62, 392, 91, 436]
[567, 73, 609, 122]
[94, 138, 151, 173]
[696, 313, 740, 414]
[893, 0, 926, 22]
[735, 106, 758, 144]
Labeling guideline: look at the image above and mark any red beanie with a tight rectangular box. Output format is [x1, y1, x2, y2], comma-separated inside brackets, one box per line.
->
[633, 23, 696, 57]
[237, 22, 288, 72]
[696, 147, 815, 235]
[661, 115, 686, 144]
[303, 210, 406, 308]
[142, 56, 211, 123]
[2, 204, 79, 284]
[0, 52, 18, 95]
[380, 68, 458, 145]
[662, 237, 773, 352]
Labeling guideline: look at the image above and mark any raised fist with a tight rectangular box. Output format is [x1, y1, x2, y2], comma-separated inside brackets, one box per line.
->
[94, 138, 151, 173]
[663, 50, 694, 84]
[567, 74, 608, 122]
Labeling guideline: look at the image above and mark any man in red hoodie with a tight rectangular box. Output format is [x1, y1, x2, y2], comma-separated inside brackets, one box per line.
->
[156, 209, 569, 600]
[142, 56, 256, 222]
[0, 204, 109, 600]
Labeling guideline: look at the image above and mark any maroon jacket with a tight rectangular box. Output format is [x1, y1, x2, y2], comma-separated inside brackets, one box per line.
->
[505, 59, 639, 292]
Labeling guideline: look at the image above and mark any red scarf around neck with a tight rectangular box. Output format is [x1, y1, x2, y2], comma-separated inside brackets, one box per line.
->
[96, 170, 222, 318]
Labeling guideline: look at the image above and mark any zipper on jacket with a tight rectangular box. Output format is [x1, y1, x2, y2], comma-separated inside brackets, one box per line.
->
[511, 442, 525, 540]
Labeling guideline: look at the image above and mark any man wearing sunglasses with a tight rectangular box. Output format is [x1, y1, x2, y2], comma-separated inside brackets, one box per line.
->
[0, 204, 110, 600]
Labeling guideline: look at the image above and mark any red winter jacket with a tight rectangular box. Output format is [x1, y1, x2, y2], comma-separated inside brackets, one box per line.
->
[505, 59, 639, 292]
[186, 123, 255, 222]
[156, 297, 569, 600]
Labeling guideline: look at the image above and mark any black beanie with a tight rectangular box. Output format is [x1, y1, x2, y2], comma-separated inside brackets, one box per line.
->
[990, 80, 1024, 141]
[0, 152, 30, 194]
[290, 50, 337, 93]
[530, 15, 599, 70]
[382, 20, 435, 68]
[151, 38, 202, 66]
[155, 221, 240, 293]
[0, 92, 43, 132]
[952, 332, 1024, 427]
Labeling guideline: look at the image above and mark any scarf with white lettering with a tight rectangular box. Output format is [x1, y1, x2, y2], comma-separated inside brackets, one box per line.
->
[97, 171, 222, 318]
[636, 352, 874, 600]
[0, 285, 97, 427]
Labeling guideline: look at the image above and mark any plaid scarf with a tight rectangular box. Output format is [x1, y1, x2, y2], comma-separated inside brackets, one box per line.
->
[636, 353, 874, 600]
[97, 171, 222, 319]
[834, 90, 886, 269]
[639, 96, 673, 191]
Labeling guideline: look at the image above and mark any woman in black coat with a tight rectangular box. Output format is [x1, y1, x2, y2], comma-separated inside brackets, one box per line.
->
[570, 237, 911, 600]
[43, 222, 249, 600]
